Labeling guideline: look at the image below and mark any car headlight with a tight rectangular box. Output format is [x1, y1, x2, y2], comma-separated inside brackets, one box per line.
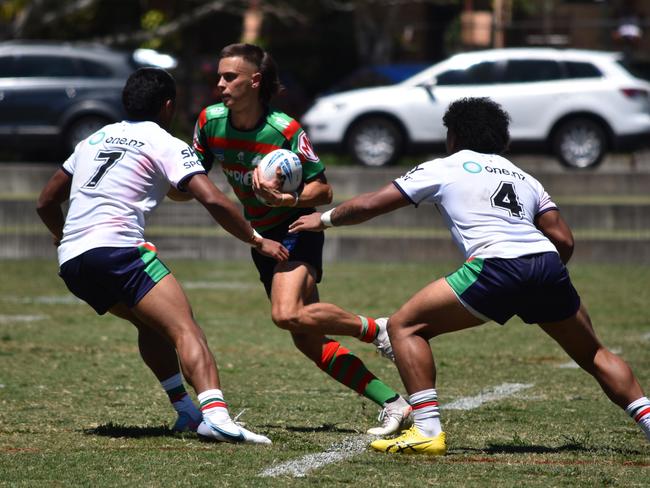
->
[312, 99, 347, 113]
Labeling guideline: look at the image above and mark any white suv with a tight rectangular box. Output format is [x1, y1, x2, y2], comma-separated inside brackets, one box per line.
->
[302, 48, 650, 168]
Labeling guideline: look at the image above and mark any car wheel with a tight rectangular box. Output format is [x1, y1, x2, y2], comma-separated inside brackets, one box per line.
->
[65, 115, 111, 153]
[347, 117, 404, 167]
[552, 117, 607, 169]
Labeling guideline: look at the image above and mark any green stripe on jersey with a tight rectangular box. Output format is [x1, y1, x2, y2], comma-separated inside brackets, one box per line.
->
[194, 104, 326, 231]
[445, 257, 484, 296]
[138, 245, 170, 283]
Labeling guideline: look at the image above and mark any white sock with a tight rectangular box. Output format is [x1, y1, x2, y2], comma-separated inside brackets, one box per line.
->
[625, 396, 650, 442]
[409, 388, 442, 437]
[197, 389, 231, 424]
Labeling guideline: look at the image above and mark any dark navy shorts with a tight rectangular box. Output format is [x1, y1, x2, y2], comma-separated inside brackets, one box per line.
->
[445, 252, 581, 325]
[251, 209, 324, 297]
[59, 243, 170, 315]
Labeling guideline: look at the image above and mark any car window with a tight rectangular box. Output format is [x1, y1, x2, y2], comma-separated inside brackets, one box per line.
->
[0, 55, 14, 77]
[617, 60, 650, 81]
[502, 59, 562, 82]
[8, 55, 81, 77]
[78, 58, 113, 78]
[436, 61, 498, 85]
[565, 61, 602, 79]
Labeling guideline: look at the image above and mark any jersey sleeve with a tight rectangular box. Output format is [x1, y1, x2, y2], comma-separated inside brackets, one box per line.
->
[393, 159, 444, 206]
[289, 128, 325, 182]
[192, 108, 215, 172]
[157, 135, 206, 191]
[61, 151, 77, 176]
[532, 178, 558, 217]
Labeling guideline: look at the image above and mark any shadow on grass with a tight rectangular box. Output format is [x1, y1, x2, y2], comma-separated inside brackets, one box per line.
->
[268, 423, 357, 434]
[455, 442, 644, 456]
[83, 422, 175, 438]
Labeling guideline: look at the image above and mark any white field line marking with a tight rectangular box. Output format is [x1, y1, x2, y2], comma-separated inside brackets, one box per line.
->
[442, 382, 533, 410]
[181, 281, 256, 290]
[0, 314, 48, 324]
[259, 382, 533, 478]
[557, 348, 622, 369]
[260, 435, 372, 478]
[2, 295, 82, 305]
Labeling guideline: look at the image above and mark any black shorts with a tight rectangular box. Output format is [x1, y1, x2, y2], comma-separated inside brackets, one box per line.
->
[59, 243, 170, 315]
[251, 209, 324, 297]
[445, 252, 581, 325]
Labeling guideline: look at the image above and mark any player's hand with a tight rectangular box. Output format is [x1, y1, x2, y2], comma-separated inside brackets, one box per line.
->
[288, 212, 325, 233]
[253, 166, 288, 207]
[256, 237, 290, 261]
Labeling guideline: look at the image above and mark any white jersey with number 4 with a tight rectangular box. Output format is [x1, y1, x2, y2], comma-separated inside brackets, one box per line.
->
[393, 149, 559, 260]
[58, 120, 205, 266]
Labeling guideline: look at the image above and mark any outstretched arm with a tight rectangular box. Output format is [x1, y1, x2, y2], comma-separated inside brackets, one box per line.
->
[535, 209, 574, 264]
[36, 168, 72, 246]
[186, 173, 289, 261]
[288, 182, 410, 232]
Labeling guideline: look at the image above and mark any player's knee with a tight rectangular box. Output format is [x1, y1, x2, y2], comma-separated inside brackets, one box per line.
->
[387, 314, 409, 340]
[271, 307, 300, 331]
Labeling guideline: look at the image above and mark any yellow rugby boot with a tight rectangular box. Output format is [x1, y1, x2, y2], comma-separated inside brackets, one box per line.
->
[370, 426, 446, 455]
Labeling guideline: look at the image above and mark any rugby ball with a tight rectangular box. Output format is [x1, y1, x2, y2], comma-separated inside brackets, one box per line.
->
[258, 149, 303, 192]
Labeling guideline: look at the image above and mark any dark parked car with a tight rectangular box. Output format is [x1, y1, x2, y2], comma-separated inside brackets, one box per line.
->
[0, 41, 176, 158]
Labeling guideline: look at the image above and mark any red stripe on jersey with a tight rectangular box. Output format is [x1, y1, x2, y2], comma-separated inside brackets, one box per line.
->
[207, 136, 281, 154]
[281, 119, 301, 141]
[232, 186, 255, 200]
[246, 205, 271, 217]
[634, 406, 650, 422]
[198, 109, 208, 129]
[412, 401, 439, 410]
[222, 162, 250, 173]
[201, 401, 227, 411]
[251, 212, 293, 229]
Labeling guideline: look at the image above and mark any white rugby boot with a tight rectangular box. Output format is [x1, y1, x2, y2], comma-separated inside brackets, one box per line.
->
[197, 417, 272, 445]
[367, 395, 413, 436]
[372, 317, 395, 362]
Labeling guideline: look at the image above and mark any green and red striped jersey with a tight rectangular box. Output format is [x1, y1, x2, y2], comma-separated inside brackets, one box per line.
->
[192, 103, 325, 231]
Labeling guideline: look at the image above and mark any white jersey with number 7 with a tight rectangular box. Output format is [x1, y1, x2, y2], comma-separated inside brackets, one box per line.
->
[58, 120, 205, 266]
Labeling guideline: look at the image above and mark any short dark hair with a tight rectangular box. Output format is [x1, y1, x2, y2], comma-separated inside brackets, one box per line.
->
[122, 67, 176, 121]
[219, 43, 282, 104]
[442, 97, 510, 154]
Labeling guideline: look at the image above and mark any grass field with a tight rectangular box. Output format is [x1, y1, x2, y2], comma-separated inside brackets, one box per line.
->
[0, 259, 648, 487]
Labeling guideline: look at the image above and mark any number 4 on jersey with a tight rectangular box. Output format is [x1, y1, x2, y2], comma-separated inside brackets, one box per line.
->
[491, 181, 524, 218]
[84, 150, 125, 189]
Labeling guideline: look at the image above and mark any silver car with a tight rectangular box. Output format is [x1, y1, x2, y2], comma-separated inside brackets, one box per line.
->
[302, 48, 650, 168]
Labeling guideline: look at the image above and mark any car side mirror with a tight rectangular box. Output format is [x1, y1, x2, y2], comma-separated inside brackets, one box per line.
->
[417, 79, 436, 100]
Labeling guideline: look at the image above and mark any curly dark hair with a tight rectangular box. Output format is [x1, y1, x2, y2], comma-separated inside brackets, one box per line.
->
[442, 97, 510, 154]
[122, 67, 176, 121]
[219, 43, 283, 105]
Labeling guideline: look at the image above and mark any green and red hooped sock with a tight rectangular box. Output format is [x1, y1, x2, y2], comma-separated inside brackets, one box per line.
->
[318, 339, 397, 405]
